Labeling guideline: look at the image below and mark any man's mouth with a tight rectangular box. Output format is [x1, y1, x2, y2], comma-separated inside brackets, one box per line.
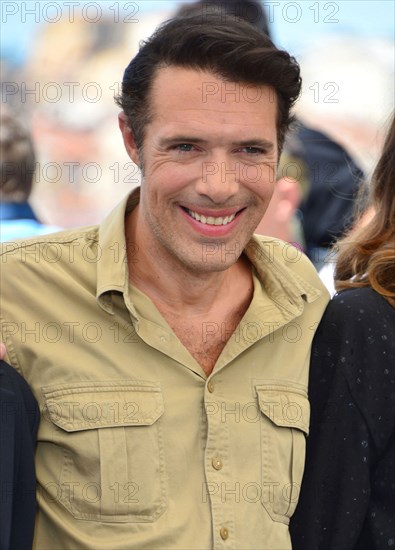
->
[184, 208, 240, 226]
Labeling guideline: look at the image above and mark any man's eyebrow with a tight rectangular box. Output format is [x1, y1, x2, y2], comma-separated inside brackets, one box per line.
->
[158, 136, 208, 146]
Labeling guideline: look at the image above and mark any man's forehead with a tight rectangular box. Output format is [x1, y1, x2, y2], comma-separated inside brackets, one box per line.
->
[144, 65, 278, 150]
[150, 65, 275, 106]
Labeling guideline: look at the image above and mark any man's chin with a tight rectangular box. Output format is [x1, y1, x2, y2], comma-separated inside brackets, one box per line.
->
[182, 255, 242, 275]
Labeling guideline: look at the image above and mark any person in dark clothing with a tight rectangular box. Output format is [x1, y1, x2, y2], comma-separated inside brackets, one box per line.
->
[290, 288, 394, 549]
[0, 360, 40, 550]
[290, 112, 395, 549]
[287, 122, 365, 269]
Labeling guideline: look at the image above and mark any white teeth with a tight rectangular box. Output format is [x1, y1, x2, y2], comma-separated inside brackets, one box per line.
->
[187, 209, 236, 225]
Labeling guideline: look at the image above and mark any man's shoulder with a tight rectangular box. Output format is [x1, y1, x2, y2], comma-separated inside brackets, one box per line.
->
[0, 225, 99, 268]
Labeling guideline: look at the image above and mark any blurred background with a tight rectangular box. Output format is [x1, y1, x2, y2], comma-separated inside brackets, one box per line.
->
[1, 0, 394, 228]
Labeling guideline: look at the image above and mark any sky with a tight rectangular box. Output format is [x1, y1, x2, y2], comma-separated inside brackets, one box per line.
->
[1, 0, 394, 66]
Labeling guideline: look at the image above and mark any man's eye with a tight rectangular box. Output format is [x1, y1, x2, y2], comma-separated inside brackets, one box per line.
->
[241, 146, 264, 155]
[175, 144, 195, 152]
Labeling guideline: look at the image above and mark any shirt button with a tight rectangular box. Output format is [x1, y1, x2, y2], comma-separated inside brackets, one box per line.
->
[212, 457, 223, 470]
[220, 527, 229, 540]
[207, 380, 214, 393]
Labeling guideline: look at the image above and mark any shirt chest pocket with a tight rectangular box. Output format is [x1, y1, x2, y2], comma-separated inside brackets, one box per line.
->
[41, 380, 167, 523]
[255, 384, 310, 525]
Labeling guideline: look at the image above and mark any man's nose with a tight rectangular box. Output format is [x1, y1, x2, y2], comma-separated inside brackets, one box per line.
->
[196, 156, 240, 203]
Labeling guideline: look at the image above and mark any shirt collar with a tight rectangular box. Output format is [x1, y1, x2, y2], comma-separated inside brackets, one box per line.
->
[96, 189, 322, 316]
[96, 188, 140, 317]
[244, 235, 322, 315]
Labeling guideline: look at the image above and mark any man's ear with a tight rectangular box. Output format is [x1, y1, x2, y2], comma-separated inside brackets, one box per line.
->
[118, 112, 140, 166]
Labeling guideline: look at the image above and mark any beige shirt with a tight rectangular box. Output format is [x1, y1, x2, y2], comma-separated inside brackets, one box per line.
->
[1, 190, 329, 549]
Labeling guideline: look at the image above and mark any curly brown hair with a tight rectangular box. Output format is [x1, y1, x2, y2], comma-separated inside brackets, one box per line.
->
[334, 112, 395, 306]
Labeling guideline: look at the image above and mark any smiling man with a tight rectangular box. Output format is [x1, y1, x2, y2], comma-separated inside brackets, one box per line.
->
[1, 13, 329, 550]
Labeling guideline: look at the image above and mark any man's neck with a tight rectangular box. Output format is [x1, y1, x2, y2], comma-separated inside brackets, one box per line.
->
[125, 206, 254, 374]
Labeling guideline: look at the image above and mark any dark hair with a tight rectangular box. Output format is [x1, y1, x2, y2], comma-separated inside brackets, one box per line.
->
[175, 0, 271, 37]
[115, 13, 301, 153]
[0, 109, 36, 203]
[335, 112, 395, 306]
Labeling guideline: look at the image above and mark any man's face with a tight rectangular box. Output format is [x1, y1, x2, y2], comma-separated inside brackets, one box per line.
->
[120, 66, 278, 273]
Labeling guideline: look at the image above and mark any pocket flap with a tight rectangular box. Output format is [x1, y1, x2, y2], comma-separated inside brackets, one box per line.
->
[255, 384, 310, 434]
[42, 379, 164, 432]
